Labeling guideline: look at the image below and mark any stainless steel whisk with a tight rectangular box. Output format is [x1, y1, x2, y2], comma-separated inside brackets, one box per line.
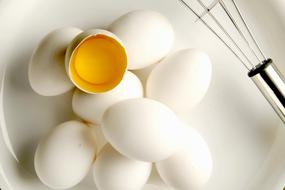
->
[178, 0, 285, 123]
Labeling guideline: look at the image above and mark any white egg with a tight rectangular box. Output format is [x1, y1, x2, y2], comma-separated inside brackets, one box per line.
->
[102, 98, 182, 162]
[155, 124, 213, 190]
[146, 49, 212, 113]
[72, 71, 143, 124]
[29, 27, 82, 96]
[34, 120, 96, 189]
[93, 144, 152, 190]
[109, 10, 174, 70]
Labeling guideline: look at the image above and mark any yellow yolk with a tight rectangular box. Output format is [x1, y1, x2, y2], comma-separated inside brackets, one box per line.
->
[70, 34, 127, 93]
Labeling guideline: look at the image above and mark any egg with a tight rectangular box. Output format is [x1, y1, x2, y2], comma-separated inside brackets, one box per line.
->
[155, 124, 213, 190]
[146, 49, 212, 113]
[29, 27, 82, 96]
[102, 98, 182, 162]
[109, 10, 174, 70]
[93, 144, 152, 190]
[72, 71, 143, 124]
[65, 29, 127, 94]
[34, 120, 96, 189]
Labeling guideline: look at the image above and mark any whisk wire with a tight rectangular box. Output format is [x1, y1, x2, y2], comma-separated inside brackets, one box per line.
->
[194, 0, 219, 22]
[195, 0, 255, 68]
[219, 0, 261, 63]
[179, 0, 285, 124]
[231, 0, 267, 60]
[178, 0, 252, 70]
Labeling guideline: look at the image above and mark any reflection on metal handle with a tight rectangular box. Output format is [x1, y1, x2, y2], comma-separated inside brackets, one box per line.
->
[248, 59, 285, 123]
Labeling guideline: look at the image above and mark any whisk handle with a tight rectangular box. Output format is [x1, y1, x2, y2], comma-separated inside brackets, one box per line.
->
[248, 59, 285, 123]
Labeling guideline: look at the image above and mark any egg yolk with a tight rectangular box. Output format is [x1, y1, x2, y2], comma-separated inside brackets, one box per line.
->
[70, 34, 127, 93]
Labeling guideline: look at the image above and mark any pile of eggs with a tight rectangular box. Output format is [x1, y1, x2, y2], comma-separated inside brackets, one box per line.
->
[29, 10, 213, 190]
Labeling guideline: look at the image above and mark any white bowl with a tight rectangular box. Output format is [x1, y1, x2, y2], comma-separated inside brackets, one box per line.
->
[0, 0, 285, 190]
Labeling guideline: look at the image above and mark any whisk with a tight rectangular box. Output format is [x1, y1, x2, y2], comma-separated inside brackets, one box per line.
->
[178, 0, 285, 123]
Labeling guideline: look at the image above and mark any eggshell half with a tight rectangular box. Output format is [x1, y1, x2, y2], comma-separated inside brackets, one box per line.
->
[65, 29, 128, 94]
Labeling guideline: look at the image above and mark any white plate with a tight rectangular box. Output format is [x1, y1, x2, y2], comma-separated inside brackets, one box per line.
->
[1, 0, 285, 190]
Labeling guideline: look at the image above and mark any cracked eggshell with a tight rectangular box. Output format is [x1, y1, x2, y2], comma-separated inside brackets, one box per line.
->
[29, 27, 82, 96]
[34, 120, 97, 189]
[109, 10, 174, 70]
[65, 29, 128, 94]
[72, 71, 143, 124]
[102, 98, 182, 162]
[146, 49, 212, 113]
[93, 144, 152, 190]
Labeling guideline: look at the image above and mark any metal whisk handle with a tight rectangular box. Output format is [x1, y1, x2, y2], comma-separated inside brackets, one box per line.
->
[248, 59, 285, 123]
